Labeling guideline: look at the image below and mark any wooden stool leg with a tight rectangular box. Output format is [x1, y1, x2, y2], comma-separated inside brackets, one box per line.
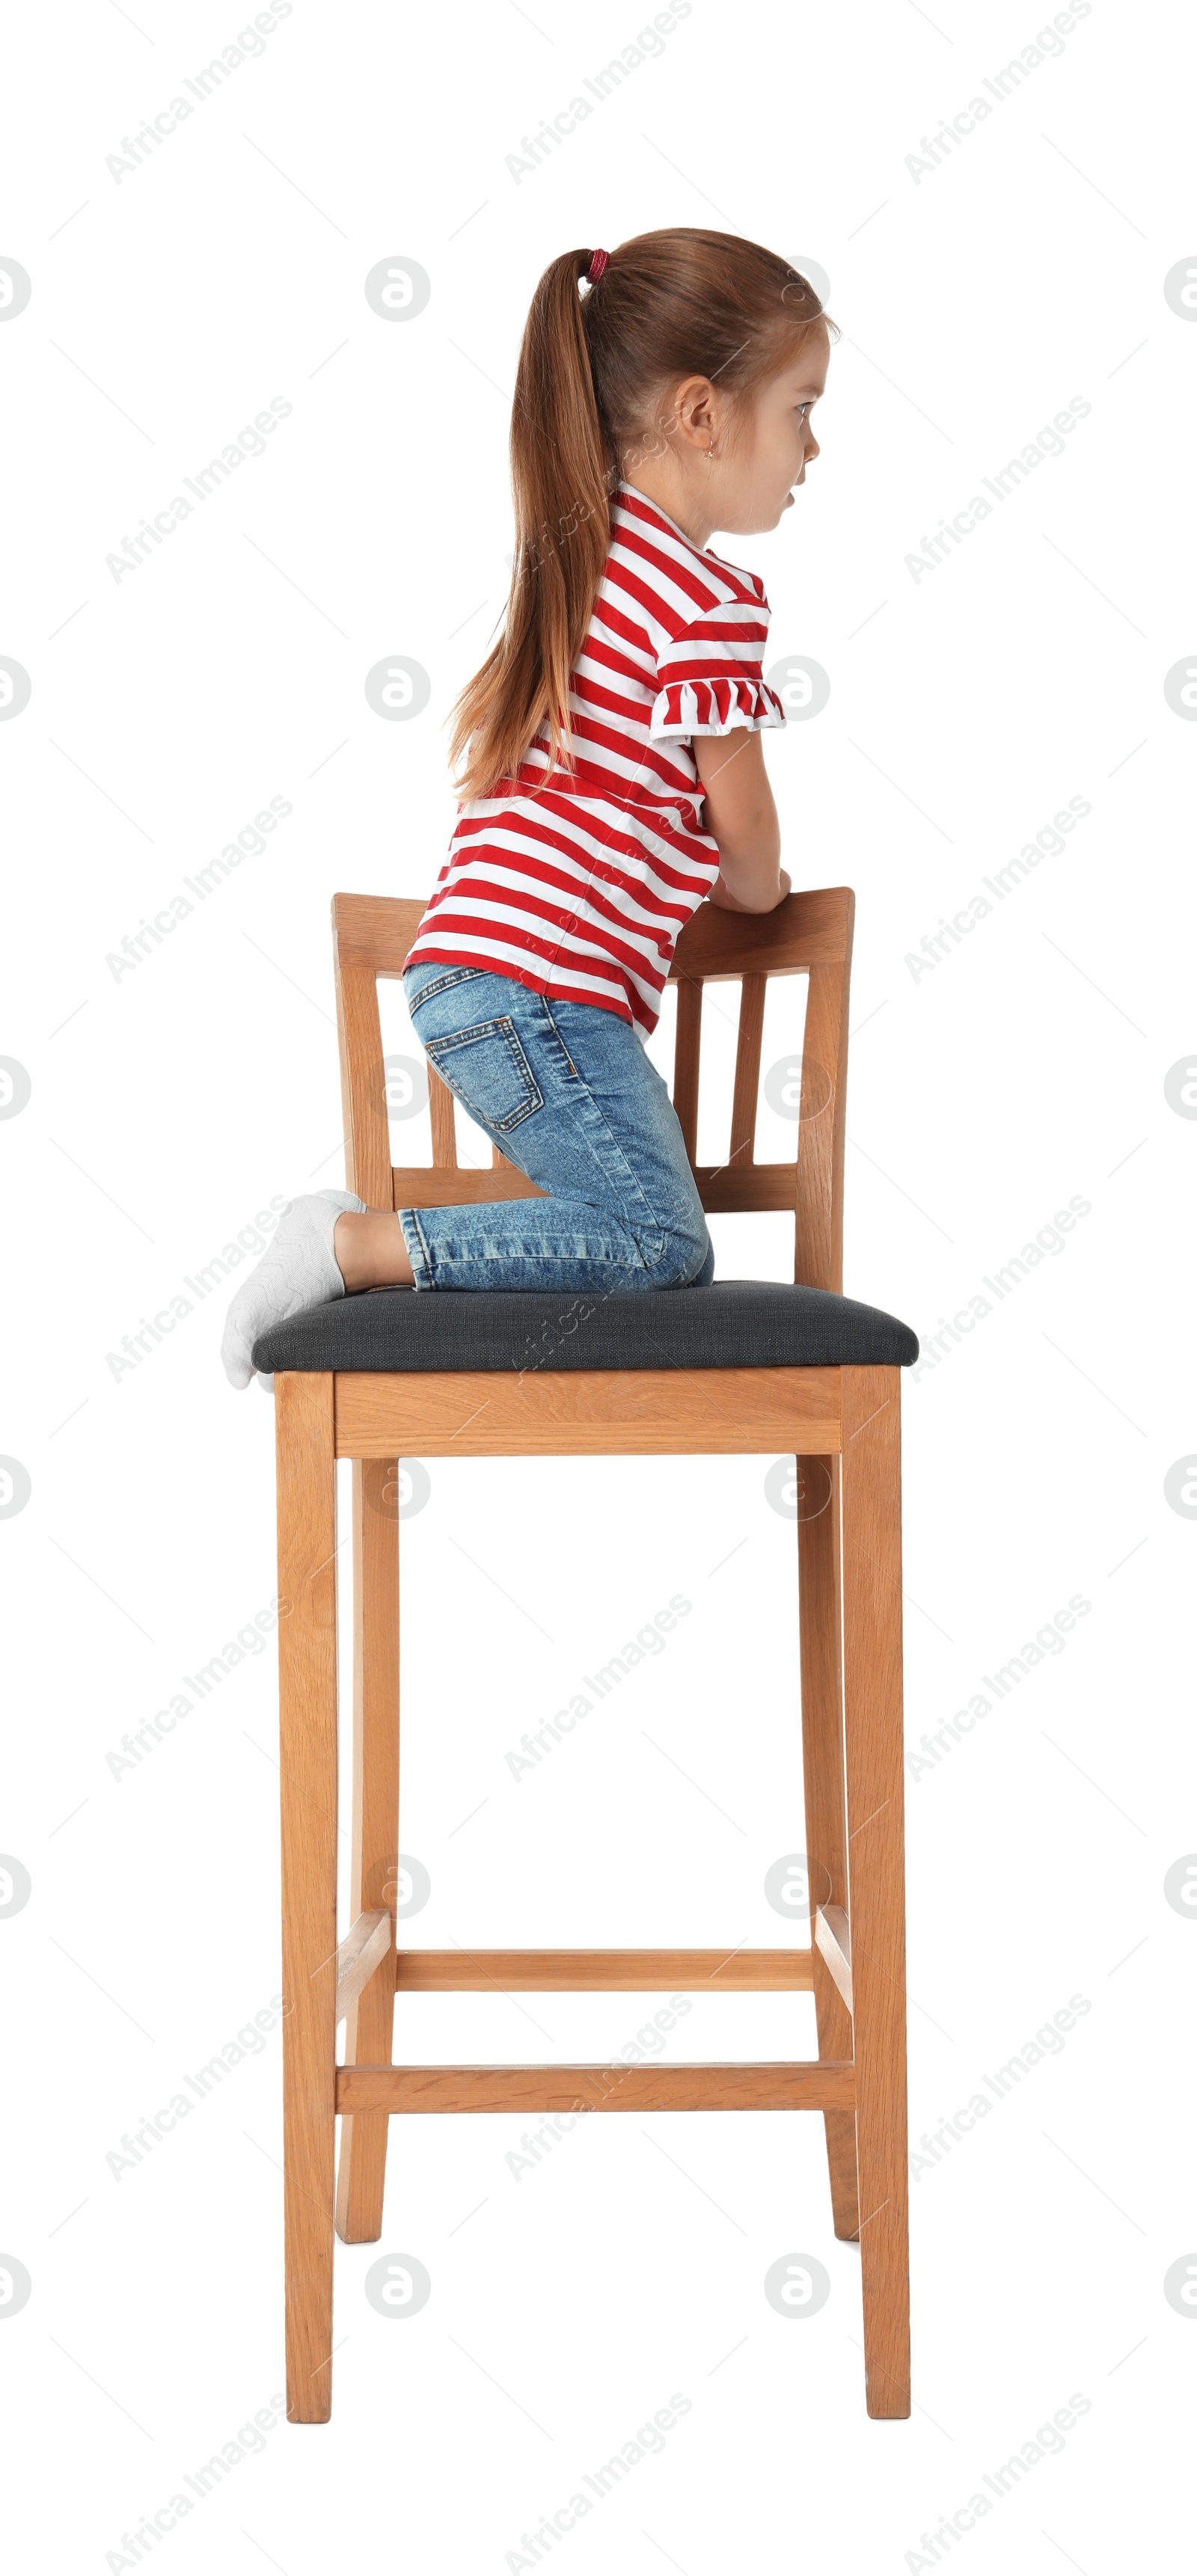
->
[277, 1372, 339, 2424]
[797, 1453, 860, 2241]
[840, 1368, 910, 2420]
[336, 1458, 399, 2242]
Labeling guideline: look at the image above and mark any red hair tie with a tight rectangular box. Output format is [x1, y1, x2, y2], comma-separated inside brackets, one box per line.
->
[584, 248, 609, 284]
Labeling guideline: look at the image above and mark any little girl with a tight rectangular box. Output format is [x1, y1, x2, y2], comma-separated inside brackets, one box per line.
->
[223, 226, 831, 1387]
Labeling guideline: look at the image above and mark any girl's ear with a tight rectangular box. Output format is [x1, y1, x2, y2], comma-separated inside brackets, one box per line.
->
[671, 374, 719, 451]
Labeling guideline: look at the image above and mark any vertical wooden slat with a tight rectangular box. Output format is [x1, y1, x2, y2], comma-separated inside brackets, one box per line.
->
[728, 972, 766, 1170]
[335, 1459, 399, 2243]
[839, 1367, 909, 2420]
[795, 921, 853, 1289]
[429, 1070, 458, 1168]
[673, 978, 702, 1163]
[333, 954, 393, 1209]
[277, 1371, 339, 2423]
[798, 1453, 860, 2241]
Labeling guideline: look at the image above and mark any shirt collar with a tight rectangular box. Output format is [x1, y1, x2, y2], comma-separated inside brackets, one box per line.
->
[616, 478, 712, 561]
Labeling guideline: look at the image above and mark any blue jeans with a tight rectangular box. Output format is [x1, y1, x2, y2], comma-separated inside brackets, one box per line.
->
[398, 963, 714, 1293]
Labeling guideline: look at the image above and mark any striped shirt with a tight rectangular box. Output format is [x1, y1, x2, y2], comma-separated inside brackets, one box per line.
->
[405, 481, 786, 1037]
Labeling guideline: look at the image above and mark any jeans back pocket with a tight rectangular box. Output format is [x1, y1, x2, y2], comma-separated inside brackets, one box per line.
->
[423, 1016, 543, 1134]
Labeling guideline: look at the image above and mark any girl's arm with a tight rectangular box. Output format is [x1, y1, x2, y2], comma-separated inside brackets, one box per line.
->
[692, 729, 790, 913]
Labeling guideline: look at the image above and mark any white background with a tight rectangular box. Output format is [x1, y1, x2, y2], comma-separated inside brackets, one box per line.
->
[1, 1, 1193, 2568]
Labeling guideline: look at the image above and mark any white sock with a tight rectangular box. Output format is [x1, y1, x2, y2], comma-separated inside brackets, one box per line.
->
[221, 1189, 366, 1388]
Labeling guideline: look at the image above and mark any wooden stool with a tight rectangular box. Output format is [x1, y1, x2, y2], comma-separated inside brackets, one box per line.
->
[259, 886, 913, 2423]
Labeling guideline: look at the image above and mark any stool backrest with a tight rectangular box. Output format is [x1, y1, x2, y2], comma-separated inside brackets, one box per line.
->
[331, 886, 854, 1292]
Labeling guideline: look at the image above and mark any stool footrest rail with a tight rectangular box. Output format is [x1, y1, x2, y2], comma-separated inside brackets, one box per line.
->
[334, 2061, 855, 2115]
[393, 1945, 815, 1992]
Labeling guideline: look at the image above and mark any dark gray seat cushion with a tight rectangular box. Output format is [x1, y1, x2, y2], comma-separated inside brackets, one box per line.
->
[253, 1281, 918, 1375]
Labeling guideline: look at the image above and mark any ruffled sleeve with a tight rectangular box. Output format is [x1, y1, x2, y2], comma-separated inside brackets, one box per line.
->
[649, 595, 786, 744]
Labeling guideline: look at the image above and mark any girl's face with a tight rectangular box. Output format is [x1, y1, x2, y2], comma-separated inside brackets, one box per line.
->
[625, 321, 830, 550]
[717, 324, 830, 533]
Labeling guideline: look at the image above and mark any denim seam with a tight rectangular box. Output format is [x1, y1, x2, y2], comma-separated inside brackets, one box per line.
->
[536, 990, 579, 1081]
[405, 964, 484, 1009]
[398, 1207, 433, 1288]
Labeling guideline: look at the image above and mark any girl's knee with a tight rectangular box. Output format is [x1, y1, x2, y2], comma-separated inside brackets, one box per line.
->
[645, 1222, 714, 1290]
[686, 1233, 716, 1288]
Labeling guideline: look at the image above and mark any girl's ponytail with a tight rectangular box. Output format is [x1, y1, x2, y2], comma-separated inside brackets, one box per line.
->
[448, 248, 611, 805]
[447, 229, 833, 805]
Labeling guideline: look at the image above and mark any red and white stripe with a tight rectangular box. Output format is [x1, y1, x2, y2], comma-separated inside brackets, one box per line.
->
[406, 482, 786, 1036]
